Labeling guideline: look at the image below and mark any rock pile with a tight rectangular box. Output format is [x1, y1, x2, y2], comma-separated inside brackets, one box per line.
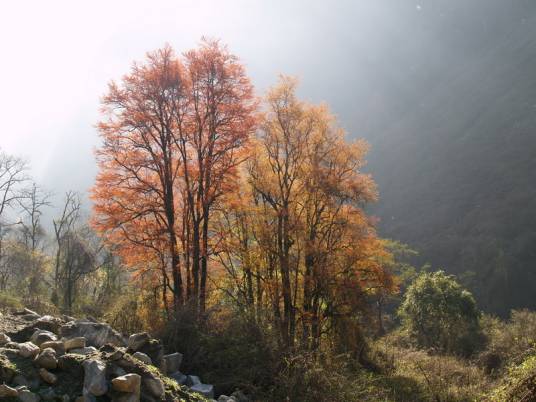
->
[0, 309, 243, 402]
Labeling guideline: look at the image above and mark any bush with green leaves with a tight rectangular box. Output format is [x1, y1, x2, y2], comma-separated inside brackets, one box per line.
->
[399, 271, 483, 355]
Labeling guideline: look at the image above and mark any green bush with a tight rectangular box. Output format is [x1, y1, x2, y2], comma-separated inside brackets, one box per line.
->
[399, 271, 483, 356]
[488, 354, 536, 401]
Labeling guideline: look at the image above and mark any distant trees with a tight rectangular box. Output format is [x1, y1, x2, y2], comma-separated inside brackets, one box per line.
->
[399, 270, 482, 355]
[92, 39, 256, 315]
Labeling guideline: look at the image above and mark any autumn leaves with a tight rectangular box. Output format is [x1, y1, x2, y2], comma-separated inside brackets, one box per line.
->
[91, 39, 393, 351]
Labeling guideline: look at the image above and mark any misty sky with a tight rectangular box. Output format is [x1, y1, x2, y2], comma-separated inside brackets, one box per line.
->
[0, 0, 525, 217]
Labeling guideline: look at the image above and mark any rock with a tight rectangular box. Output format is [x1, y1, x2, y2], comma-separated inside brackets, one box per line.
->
[61, 319, 125, 348]
[35, 315, 63, 334]
[0, 332, 11, 345]
[5, 341, 20, 349]
[35, 347, 58, 369]
[39, 367, 58, 384]
[40, 340, 65, 355]
[31, 329, 58, 346]
[163, 352, 183, 373]
[218, 396, 238, 402]
[231, 390, 249, 402]
[13, 374, 31, 387]
[112, 373, 141, 394]
[133, 339, 164, 369]
[109, 364, 127, 377]
[18, 341, 40, 358]
[70, 346, 98, 355]
[191, 383, 215, 399]
[127, 332, 150, 351]
[169, 371, 188, 385]
[82, 359, 108, 396]
[13, 307, 39, 317]
[0, 383, 18, 397]
[142, 376, 165, 398]
[38, 386, 57, 400]
[186, 374, 201, 386]
[18, 389, 40, 402]
[64, 336, 86, 350]
[132, 351, 152, 365]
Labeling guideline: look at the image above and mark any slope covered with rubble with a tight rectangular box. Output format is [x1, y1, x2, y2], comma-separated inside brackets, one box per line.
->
[0, 309, 245, 402]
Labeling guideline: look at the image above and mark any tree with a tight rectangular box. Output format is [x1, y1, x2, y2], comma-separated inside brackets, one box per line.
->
[399, 270, 482, 355]
[92, 39, 257, 314]
[216, 77, 394, 351]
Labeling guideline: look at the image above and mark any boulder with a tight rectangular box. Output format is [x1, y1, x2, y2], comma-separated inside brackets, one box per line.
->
[64, 337, 86, 350]
[191, 383, 215, 399]
[142, 375, 165, 398]
[112, 373, 141, 394]
[82, 359, 108, 396]
[35, 347, 58, 369]
[35, 315, 63, 334]
[0, 383, 18, 397]
[127, 332, 150, 351]
[40, 340, 65, 355]
[30, 329, 58, 346]
[134, 339, 164, 369]
[61, 319, 125, 348]
[18, 389, 40, 402]
[18, 341, 40, 358]
[186, 374, 201, 386]
[70, 346, 98, 355]
[163, 352, 183, 373]
[169, 371, 188, 385]
[39, 367, 58, 384]
[0, 332, 11, 345]
[132, 351, 152, 365]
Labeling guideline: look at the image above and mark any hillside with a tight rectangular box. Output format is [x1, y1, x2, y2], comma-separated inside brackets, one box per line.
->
[367, 0, 536, 315]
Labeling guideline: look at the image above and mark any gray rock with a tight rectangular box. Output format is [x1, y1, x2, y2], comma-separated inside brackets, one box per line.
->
[19, 389, 40, 402]
[132, 351, 152, 365]
[30, 329, 58, 346]
[40, 340, 65, 355]
[186, 374, 201, 386]
[163, 352, 183, 373]
[70, 346, 98, 355]
[18, 341, 40, 358]
[35, 347, 58, 369]
[169, 371, 188, 385]
[142, 376, 165, 398]
[61, 320, 125, 348]
[127, 332, 150, 351]
[191, 383, 215, 399]
[82, 359, 108, 396]
[218, 396, 239, 402]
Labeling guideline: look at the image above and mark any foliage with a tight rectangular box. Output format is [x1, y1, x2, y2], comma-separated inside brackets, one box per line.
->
[487, 354, 536, 402]
[399, 271, 483, 355]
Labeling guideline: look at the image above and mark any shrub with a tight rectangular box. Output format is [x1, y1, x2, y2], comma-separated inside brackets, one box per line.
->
[488, 354, 536, 401]
[399, 271, 483, 355]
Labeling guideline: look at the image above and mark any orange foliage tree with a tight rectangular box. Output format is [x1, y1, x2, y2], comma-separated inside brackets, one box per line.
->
[215, 77, 395, 351]
[91, 40, 256, 314]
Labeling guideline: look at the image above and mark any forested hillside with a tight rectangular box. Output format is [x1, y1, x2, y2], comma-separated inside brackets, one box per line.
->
[367, 0, 536, 315]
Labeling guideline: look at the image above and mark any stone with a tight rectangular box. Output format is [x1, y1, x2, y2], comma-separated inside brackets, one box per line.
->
[0, 332, 11, 345]
[40, 340, 65, 355]
[35, 315, 63, 334]
[30, 329, 58, 346]
[0, 383, 18, 397]
[186, 374, 201, 386]
[18, 341, 40, 358]
[127, 332, 150, 351]
[169, 371, 188, 385]
[231, 390, 249, 402]
[70, 346, 98, 355]
[218, 396, 238, 402]
[112, 373, 141, 394]
[39, 368, 58, 384]
[142, 376, 165, 398]
[132, 351, 152, 365]
[82, 359, 108, 396]
[13, 374, 31, 387]
[35, 347, 58, 369]
[191, 383, 215, 399]
[61, 319, 125, 348]
[133, 339, 164, 369]
[64, 336, 86, 350]
[163, 352, 183, 373]
[18, 389, 40, 402]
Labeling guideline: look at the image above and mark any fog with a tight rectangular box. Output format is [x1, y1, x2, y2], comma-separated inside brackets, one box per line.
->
[0, 0, 532, 219]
